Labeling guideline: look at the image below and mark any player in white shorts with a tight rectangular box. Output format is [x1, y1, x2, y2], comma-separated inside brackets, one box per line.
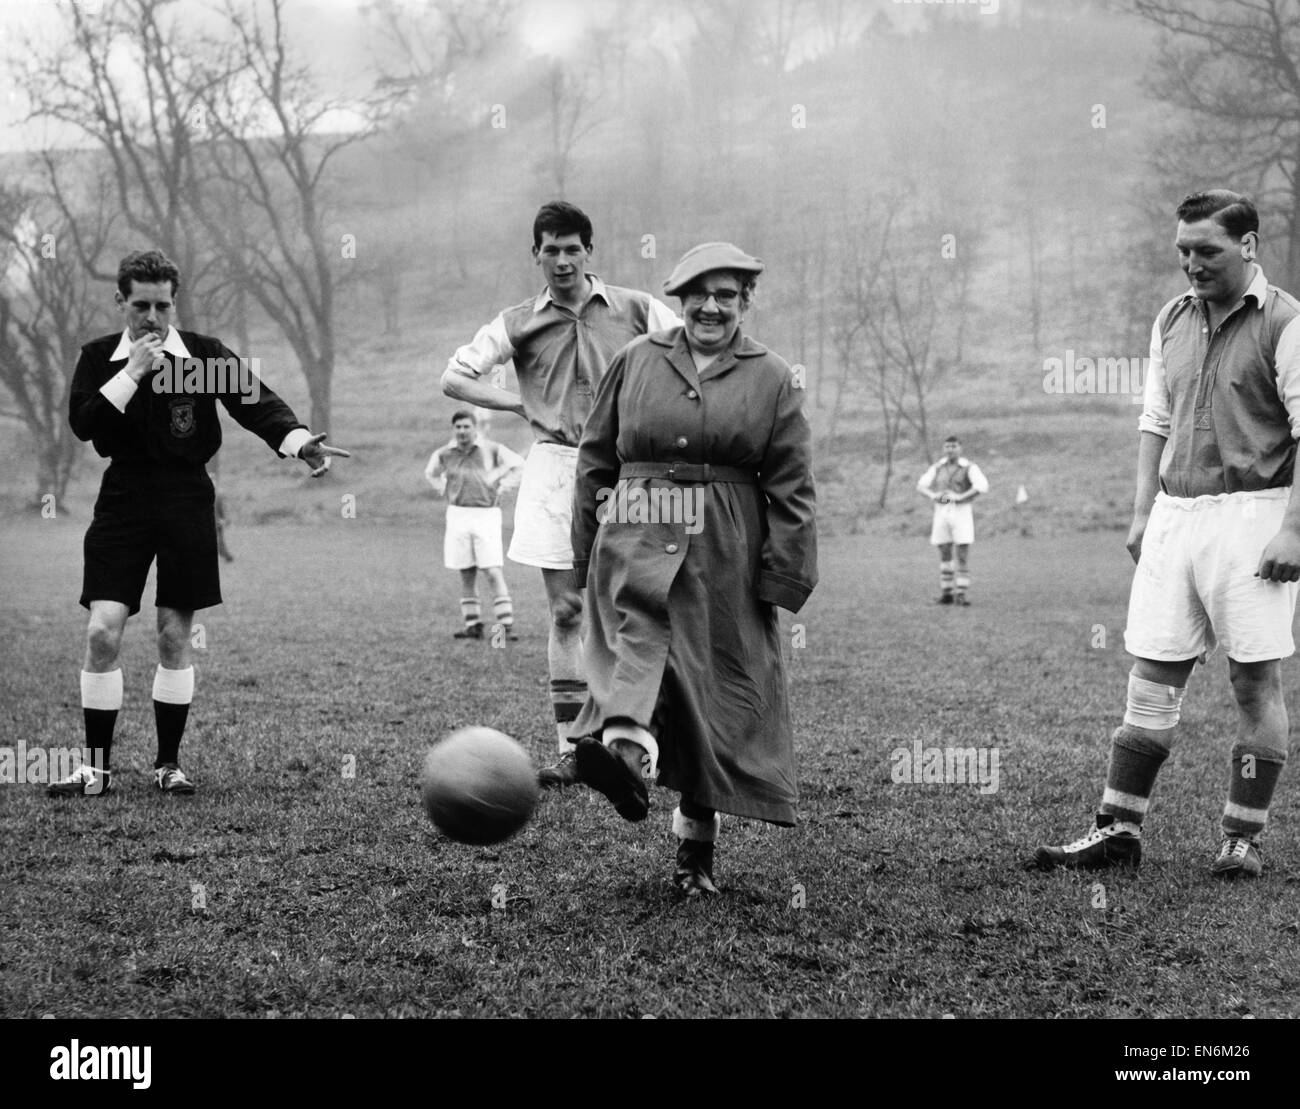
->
[441, 201, 679, 785]
[917, 436, 989, 605]
[1036, 189, 1300, 880]
[425, 410, 523, 640]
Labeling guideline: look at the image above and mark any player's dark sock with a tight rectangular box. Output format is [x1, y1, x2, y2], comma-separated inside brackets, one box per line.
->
[493, 594, 514, 627]
[550, 678, 586, 746]
[81, 669, 124, 771]
[679, 795, 716, 823]
[1222, 743, 1286, 838]
[460, 597, 482, 629]
[1098, 724, 1170, 827]
[153, 665, 194, 768]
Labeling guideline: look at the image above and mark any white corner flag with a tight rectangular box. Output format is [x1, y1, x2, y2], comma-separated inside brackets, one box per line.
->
[1015, 485, 1029, 505]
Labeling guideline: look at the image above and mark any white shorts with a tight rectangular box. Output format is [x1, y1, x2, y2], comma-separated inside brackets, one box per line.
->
[930, 502, 975, 546]
[444, 505, 504, 570]
[507, 442, 578, 570]
[1124, 489, 1299, 663]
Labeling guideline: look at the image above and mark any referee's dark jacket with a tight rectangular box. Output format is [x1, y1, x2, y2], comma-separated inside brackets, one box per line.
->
[70, 330, 306, 471]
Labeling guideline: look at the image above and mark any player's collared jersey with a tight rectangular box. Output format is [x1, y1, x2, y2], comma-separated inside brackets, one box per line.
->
[447, 274, 680, 448]
[427, 436, 524, 508]
[918, 457, 989, 497]
[1141, 265, 1300, 497]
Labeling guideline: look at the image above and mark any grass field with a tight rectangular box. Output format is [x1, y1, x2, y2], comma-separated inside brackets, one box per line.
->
[1, 513, 1298, 1019]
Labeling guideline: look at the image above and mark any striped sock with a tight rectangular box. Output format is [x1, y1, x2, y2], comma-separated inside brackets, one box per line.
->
[1222, 744, 1286, 838]
[954, 570, 970, 597]
[459, 597, 481, 628]
[1099, 724, 1170, 826]
[939, 560, 954, 596]
[493, 594, 513, 627]
[550, 678, 586, 750]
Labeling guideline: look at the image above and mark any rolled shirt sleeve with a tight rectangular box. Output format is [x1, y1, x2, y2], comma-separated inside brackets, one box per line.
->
[447, 314, 514, 379]
[1274, 315, 1300, 440]
[1139, 317, 1171, 439]
[966, 462, 990, 494]
[916, 463, 938, 494]
[648, 298, 683, 332]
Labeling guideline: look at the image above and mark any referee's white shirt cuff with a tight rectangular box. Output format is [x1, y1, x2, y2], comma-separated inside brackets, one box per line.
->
[279, 427, 312, 459]
[100, 370, 139, 413]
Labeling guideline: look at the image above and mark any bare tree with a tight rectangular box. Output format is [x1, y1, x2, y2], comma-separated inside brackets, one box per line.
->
[15, 0, 233, 327]
[542, 59, 601, 198]
[184, 0, 387, 433]
[0, 189, 114, 508]
[1128, 0, 1300, 290]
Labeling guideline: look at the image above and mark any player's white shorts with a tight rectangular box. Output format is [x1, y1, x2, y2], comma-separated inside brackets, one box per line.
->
[1124, 489, 1299, 663]
[508, 442, 578, 570]
[930, 502, 975, 546]
[444, 505, 504, 570]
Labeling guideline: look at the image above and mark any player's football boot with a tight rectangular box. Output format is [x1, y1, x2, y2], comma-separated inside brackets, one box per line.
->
[1210, 835, 1263, 880]
[574, 738, 649, 821]
[537, 750, 580, 789]
[153, 764, 196, 794]
[46, 764, 112, 797]
[954, 594, 970, 607]
[1034, 815, 1141, 871]
[935, 593, 954, 605]
[453, 622, 484, 639]
[674, 839, 719, 898]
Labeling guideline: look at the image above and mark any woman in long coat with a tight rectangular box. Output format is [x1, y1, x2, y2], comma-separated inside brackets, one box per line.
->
[570, 242, 818, 896]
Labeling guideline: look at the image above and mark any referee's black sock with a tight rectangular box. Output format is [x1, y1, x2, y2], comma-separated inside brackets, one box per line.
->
[153, 665, 194, 768]
[81, 669, 123, 773]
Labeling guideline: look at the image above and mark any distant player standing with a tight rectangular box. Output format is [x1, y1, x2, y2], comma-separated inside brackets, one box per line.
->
[442, 201, 680, 786]
[917, 435, 989, 605]
[1036, 190, 1300, 878]
[54, 249, 348, 797]
[424, 409, 524, 640]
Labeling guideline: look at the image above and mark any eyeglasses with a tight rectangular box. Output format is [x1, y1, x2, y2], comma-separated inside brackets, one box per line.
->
[683, 289, 741, 307]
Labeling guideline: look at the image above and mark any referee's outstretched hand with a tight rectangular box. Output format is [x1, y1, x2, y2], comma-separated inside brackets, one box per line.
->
[299, 433, 352, 477]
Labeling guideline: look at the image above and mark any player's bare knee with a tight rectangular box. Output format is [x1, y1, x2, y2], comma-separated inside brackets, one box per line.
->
[155, 613, 193, 666]
[550, 592, 583, 631]
[85, 617, 123, 666]
[1227, 660, 1282, 709]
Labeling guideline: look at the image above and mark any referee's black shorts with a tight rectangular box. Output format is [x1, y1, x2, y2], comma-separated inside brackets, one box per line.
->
[81, 462, 222, 616]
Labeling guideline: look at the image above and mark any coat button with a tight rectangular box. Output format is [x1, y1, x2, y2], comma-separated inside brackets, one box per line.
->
[686, 389, 698, 399]
[665, 543, 679, 554]
[675, 436, 688, 448]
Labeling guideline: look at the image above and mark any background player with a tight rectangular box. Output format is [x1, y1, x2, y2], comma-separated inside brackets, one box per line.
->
[441, 201, 679, 786]
[917, 435, 989, 605]
[53, 249, 348, 797]
[424, 409, 524, 640]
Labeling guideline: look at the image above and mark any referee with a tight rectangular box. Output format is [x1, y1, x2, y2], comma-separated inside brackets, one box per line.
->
[51, 249, 349, 797]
